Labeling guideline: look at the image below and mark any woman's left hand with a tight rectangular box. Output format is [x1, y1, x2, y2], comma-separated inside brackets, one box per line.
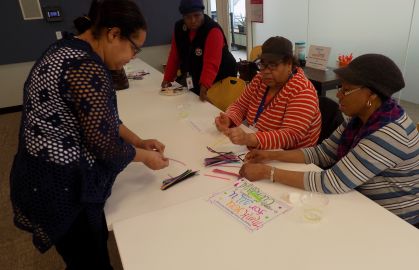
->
[239, 163, 271, 181]
[137, 139, 165, 153]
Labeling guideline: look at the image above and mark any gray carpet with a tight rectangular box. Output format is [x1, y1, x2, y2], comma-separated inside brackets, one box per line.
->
[0, 112, 123, 270]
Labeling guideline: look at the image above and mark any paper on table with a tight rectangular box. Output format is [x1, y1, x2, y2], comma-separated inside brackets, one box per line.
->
[187, 118, 217, 133]
[208, 179, 291, 232]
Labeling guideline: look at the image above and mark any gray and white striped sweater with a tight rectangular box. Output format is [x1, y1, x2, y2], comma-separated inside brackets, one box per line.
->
[303, 113, 419, 225]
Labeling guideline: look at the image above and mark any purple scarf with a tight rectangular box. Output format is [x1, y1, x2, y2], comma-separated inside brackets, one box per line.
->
[337, 98, 404, 160]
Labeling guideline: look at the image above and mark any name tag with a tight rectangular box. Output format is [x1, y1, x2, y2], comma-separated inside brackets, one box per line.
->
[186, 75, 194, 91]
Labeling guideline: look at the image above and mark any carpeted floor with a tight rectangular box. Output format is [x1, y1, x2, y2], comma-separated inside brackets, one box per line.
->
[0, 112, 123, 270]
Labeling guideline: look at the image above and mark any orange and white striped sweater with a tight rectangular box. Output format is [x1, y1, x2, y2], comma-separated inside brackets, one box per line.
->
[226, 68, 321, 149]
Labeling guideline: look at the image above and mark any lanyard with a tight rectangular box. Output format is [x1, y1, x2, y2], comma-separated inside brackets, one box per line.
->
[252, 70, 296, 126]
[253, 86, 271, 126]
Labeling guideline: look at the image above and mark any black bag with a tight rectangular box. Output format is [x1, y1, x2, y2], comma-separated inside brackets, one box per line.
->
[238, 60, 259, 82]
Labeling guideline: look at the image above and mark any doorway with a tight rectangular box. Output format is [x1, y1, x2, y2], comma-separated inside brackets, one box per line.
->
[229, 0, 247, 60]
[206, 0, 248, 61]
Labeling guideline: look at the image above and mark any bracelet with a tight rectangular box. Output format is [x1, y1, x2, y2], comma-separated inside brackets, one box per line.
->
[270, 166, 275, 183]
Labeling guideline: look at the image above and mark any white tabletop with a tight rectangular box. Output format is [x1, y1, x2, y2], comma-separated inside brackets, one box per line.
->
[113, 185, 419, 270]
[105, 59, 321, 228]
[107, 59, 419, 270]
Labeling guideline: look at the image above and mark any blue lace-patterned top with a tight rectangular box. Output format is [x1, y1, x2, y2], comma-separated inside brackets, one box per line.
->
[10, 34, 135, 252]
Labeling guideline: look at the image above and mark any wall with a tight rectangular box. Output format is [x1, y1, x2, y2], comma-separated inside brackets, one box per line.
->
[0, 45, 171, 108]
[0, 0, 178, 65]
[0, 0, 179, 108]
[403, 1, 419, 104]
[0, 62, 34, 108]
[253, 0, 309, 47]
[251, 0, 419, 104]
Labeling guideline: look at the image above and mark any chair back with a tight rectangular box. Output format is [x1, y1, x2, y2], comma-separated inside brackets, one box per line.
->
[318, 96, 344, 143]
[207, 77, 246, 111]
[249, 45, 262, 62]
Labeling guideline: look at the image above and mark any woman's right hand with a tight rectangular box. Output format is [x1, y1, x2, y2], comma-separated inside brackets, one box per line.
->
[161, 80, 172, 88]
[135, 149, 169, 170]
[214, 112, 231, 133]
[244, 150, 274, 163]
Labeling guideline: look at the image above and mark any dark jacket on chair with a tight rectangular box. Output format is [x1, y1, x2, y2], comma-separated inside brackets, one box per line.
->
[318, 96, 344, 143]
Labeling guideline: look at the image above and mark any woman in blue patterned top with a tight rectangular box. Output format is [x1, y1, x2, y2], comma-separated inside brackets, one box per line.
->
[239, 54, 419, 228]
[10, 0, 169, 268]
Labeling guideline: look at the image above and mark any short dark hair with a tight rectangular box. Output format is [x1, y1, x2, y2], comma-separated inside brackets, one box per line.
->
[74, 0, 147, 39]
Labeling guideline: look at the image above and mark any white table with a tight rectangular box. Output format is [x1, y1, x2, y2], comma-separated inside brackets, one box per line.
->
[105, 59, 320, 228]
[106, 59, 419, 270]
[113, 186, 419, 270]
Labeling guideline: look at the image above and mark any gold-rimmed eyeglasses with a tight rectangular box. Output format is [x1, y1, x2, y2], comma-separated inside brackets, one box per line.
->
[338, 86, 363, 96]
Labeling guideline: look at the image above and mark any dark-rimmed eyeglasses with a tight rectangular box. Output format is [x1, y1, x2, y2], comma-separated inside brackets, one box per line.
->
[127, 37, 141, 56]
[257, 61, 281, 71]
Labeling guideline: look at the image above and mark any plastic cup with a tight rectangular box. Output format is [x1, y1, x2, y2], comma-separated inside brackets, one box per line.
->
[177, 103, 191, 119]
[300, 193, 329, 223]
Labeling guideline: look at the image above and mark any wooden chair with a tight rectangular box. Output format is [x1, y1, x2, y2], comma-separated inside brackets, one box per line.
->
[207, 77, 246, 111]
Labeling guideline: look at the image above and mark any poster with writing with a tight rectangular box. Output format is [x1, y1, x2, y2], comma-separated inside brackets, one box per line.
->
[208, 179, 291, 232]
[306, 45, 332, 70]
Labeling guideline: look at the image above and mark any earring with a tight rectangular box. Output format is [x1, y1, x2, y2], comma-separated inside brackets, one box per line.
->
[366, 100, 372, 108]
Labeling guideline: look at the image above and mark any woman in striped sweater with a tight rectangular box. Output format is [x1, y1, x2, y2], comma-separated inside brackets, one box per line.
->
[239, 54, 419, 227]
[215, 36, 321, 150]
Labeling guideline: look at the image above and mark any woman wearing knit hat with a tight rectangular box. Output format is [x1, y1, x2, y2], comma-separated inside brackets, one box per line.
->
[161, 0, 237, 101]
[239, 53, 419, 227]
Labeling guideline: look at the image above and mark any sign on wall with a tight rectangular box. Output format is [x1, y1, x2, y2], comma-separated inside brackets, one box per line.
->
[250, 0, 263, 23]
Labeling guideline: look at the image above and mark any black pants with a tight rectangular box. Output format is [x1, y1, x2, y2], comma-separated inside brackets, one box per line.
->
[55, 210, 113, 270]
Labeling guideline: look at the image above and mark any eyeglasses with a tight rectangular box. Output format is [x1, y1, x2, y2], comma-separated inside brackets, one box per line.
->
[127, 37, 141, 56]
[338, 86, 363, 96]
[257, 61, 280, 71]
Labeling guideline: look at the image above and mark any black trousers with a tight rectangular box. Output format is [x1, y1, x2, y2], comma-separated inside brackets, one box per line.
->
[55, 210, 113, 270]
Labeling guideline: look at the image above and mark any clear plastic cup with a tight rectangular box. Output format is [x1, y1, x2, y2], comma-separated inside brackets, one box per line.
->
[300, 193, 329, 222]
[177, 103, 191, 119]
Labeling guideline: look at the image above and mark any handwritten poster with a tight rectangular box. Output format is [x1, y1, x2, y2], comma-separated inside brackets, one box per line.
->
[250, 0, 263, 23]
[306, 45, 332, 70]
[208, 179, 291, 232]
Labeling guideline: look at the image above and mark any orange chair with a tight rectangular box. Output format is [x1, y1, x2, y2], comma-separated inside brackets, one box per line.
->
[207, 77, 246, 111]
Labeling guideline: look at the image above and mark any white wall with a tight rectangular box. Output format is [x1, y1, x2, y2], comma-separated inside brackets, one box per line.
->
[403, 1, 419, 104]
[0, 45, 170, 109]
[253, 0, 309, 46]
[252, 0, 419, 104]
[308, 0, 413, 69]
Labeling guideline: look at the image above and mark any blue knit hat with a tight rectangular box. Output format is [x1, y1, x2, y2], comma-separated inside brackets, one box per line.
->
[179, 0, 205, 15]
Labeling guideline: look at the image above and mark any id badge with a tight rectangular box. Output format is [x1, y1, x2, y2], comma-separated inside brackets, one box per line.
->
[186, 75, 194, 91]
[249, 124, 258, 132]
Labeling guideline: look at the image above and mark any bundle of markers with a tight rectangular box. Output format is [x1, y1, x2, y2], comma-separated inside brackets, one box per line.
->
[161, 169, 199, 190]
[204, 146, 241, 167]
